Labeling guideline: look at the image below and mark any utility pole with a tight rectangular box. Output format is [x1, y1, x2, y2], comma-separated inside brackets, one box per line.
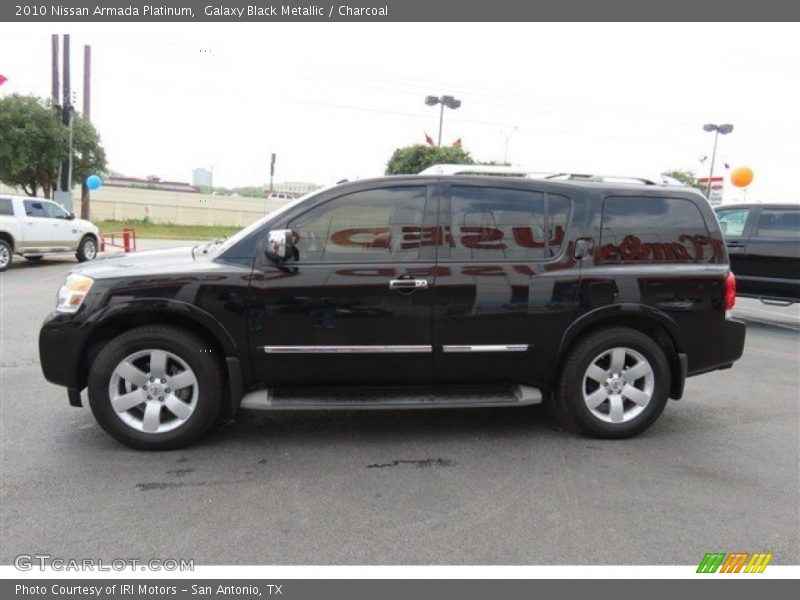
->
[270, 153, 276, 194]
[51, 35, 60, 107]
[57, 34, 73, 212]
[80, 44, 91, 219]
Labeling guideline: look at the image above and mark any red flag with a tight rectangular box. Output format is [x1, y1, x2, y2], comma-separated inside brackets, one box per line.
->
[424, 132, 435, 146]
[452, 138, 462, 148]
[0, 75, 7, 86]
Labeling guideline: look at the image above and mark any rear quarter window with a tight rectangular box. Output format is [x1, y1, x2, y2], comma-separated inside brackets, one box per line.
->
[755, 208, 800, 239]
[0, 198, 13, 216]
[600, 196, 719, 263]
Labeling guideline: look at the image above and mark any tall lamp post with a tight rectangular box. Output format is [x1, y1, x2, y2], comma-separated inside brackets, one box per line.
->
[503, 126, 519, 164]
[702, 123, 733, 199]
[425, 95, 461, 146]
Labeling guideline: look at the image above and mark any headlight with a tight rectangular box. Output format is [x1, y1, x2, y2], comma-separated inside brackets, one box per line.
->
[56, 274, 94, 314]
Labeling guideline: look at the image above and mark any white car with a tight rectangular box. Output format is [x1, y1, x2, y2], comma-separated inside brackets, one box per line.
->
[0, 195, 101, 271]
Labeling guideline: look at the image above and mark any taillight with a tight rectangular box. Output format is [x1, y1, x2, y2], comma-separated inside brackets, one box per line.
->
[725, 271, 736, 311]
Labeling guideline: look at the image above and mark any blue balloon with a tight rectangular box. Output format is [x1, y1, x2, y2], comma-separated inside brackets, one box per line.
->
[86, 175, 102, 190]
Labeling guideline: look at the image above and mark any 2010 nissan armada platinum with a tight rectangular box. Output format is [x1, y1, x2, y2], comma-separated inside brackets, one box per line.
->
[39, 166, 746, 450]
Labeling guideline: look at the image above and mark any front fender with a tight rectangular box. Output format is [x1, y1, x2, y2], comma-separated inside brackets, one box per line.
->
[84, 298, 240, 356]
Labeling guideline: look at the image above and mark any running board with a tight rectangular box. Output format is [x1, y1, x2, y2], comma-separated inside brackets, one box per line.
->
[239, 384, 542, 411]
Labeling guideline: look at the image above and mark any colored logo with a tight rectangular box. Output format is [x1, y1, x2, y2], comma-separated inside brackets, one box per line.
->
[697, 552, 773, 573]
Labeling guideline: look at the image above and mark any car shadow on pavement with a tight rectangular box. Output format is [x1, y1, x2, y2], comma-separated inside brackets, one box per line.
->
[205, 405, 562, 448]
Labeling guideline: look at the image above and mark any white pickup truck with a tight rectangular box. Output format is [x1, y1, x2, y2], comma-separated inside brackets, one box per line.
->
[0, 195, 100, 271]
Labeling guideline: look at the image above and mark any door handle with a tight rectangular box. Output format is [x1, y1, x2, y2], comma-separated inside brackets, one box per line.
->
[389, 279, 428, 290]
[726, 241, 745, 248]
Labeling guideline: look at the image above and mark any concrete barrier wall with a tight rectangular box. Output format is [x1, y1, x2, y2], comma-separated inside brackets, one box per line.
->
[0, 184, 289, 227]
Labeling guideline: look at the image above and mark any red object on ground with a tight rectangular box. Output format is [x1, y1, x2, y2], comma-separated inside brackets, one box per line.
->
[100, 228, 137, 253]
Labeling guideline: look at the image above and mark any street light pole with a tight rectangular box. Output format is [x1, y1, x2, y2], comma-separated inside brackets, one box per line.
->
[504, 126, 519, 164]
[425, 95, 461, 146]
[437, 102, 445, 146]
[707, 129, 719, 199]
[703, 123, 733, 200]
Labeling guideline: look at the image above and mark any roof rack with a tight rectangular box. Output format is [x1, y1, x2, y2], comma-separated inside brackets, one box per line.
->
[417, 164, 685, 187]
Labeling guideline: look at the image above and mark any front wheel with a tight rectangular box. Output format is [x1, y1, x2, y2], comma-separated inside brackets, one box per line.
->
[76, 235, 98, 262]
[87, 325, 223, 450]
[555, 327, 671, 438]
[0, 239, 12, 271]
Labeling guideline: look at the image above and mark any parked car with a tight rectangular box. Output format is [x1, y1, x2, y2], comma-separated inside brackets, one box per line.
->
[39, 168, 746, 449]
[714, 203, 800, 303]
[0, 195, 100, 271]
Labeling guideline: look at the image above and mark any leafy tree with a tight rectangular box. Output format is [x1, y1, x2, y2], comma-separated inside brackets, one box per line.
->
[385, 144, 474, 175]
[72, 114, 107, 192]
[74, 113, 108, 219]
[0, 94, 68, 197]
[664, 169, 705, 192]
[0, 94, 106, 202]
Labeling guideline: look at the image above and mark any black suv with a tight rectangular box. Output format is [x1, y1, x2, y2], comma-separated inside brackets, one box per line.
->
[715, 203, 799, 303]
[39, 170, 746, 449]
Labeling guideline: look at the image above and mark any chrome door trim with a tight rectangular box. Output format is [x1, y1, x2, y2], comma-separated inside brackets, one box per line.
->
[258, 345, 432, 354]
[442, 344, 529, 353]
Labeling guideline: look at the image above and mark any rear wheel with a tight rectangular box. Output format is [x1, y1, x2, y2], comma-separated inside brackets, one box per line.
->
[555, 327, 670, 438]
[0, 240, 12, 271]
[87, 325, 223, 450]
[76, 236, 97, 262]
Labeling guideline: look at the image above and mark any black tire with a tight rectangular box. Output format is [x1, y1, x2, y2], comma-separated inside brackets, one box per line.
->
[76, 235, 98, 262]
[24, 255, 44, 262]
[87, 325, 223, 450]
[0, 239, 12, 272]
[554, 327, 671, 439]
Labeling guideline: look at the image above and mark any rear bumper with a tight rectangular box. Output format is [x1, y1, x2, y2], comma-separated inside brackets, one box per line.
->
[687, 317, 746, 377]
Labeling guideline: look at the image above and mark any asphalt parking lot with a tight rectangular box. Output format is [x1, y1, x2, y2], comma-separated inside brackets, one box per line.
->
[1, 246, 798, 566]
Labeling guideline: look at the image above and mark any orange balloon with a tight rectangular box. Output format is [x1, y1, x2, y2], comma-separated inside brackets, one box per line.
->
[731, 166, 754, 188]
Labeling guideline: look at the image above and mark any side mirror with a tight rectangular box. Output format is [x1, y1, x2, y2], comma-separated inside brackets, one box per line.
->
[67, 212, 75, 220]
[267, 229, 294, 260]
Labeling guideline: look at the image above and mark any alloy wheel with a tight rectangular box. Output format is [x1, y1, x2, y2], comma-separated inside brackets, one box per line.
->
[582, 346, 655, 424]
[108, 349, 199, 433]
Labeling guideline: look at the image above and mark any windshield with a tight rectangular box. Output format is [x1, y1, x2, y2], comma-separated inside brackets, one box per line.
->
[214, 185, 334, 255]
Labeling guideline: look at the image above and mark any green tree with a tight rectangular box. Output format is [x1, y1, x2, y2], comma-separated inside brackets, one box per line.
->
[0, 94, 106, 200]
[72, 114, 107, 190]
[385, 144, 474, 175]
[0, 94, 68, 197]
[665, 169, 705, 192]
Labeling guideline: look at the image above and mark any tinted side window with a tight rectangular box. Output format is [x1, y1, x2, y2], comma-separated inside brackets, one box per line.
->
[44, 202, 68, 219]
[0, 198, 13, 216]
[600, 197, 712, 262]
[289, 186, 427, 263]
[716, 208, 750, 237]
[447, 186, 570, 261]
[755, 208, 800, 239]
[23, 201, 46, 218]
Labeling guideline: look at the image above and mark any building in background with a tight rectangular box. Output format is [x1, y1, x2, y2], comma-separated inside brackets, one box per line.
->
[105, 174, 199, 193]
[192, 167, 213, 190]
[270, 181, 323, 198]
